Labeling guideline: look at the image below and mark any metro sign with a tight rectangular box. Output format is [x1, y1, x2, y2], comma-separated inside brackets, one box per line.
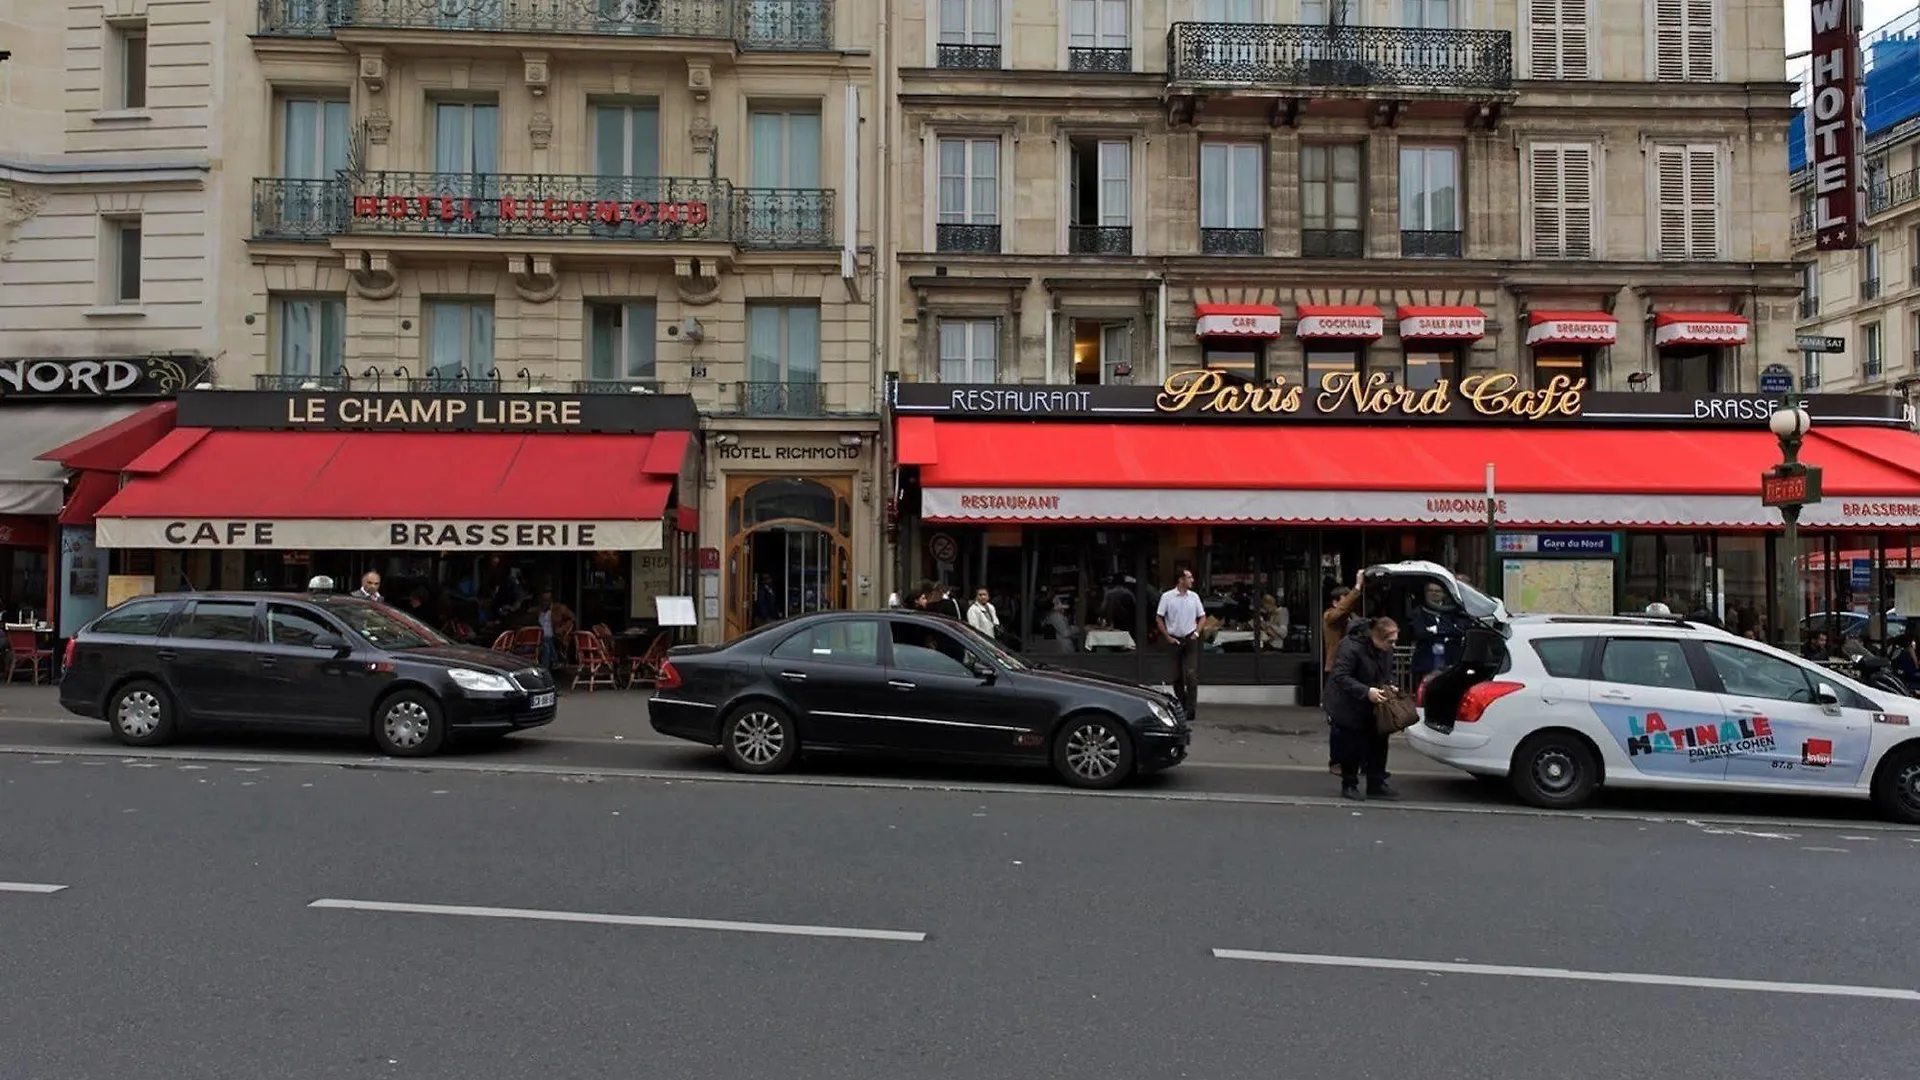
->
[1761, 466, 1824, 507]
[1808, 0, 1867, 251]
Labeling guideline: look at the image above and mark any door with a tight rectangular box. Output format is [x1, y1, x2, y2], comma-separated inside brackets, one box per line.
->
[1697, 640, 1873, 788]
[881, 619, 1040, 755]
[252, 603, 359, 728]
[726, 476, 853, 640]
[591, 102, 660, 224]
[763, 618, 892, 747]
[433, 101, 499, 214]
[279, 98, 348, 233]
[1587, 636, 1730, 782]
[160, 600, 262, 723]
[747, 110, 823, 242]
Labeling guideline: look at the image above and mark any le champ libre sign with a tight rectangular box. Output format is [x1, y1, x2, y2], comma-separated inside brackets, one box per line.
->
[174, 389, 700, 433]
[890, 371, 1911, 428]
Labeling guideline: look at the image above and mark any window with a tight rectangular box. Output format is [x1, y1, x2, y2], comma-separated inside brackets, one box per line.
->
[1204, 345, 1264, 383]
[1199, 142, 1263, 254]
[423, 300, 494, 380]
[266, 604, 334, 647]
[90, 599, 177, 637]
[110, 21, 148, 109]
[1596, 638, 1697, 690]
[939, 319, 999, 382]
[102, 218, 142, 304]
[1403, 0, 1452, 26]
[1653, 0, 1715, 82]
[1653, 145, 1718, 260]
[1069, 0, 1131, 69]
[1800, 261, 1820, 318]
[1069, 138, 1131, 253]
[1306, 347, 1360, 382]
[1658, 347, 1717, 394]
[1530, 637, 1592, 678]
[1072, 320, 1133, 384]
[747, 304, 821, 387]
[1702, 641, 1817, 703]
[1301, 144, 1363, 257]
[1526, 0, 1589, 78]
[937, 0, 1001, 67]
[1534, 352, 1592, 387]
[271, 295, 346, 378]
[1202, 0, 1259, 20]
[1863, 240, 1882, 299]
[771, 619, 881, 665]
[592, 103, 660, 178]
[1865, 322, 1884, 379]
[747, 109, 825, 242]
[1528, 143, 1595, 258]
[1403, 351, 1456, 390]
[936, 136, 1000, 252]
[168, 601, 258, 643]
[887, 621, 979, 677]
[1399, 146, 1460, 257]
[433, 101, 500, 202]
[280, 99, 350, 178]
[587, 303, 657, 382]
[1803, 349, 1822, 389]
[1912, 225, 1920, 278]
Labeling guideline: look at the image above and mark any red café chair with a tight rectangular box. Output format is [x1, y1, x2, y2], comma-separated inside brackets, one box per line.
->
[5, 627, 53, 685]
[624, 632, 672, 688]
[489, 631, 515, 653]
[508, 626, 542, 659]
[571, 631, 617, 692]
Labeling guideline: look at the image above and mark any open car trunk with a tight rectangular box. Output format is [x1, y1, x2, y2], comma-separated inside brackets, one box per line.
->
[1360, 560, 1509, 734]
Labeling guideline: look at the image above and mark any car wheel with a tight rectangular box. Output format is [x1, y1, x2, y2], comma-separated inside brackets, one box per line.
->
[721, 703, 797, 775]
[1053, 714, 1136, 790]
[110, 680, 176, 747]
[372, 690, 447, 758]
[1509, 731, 1598, 809]
[1870, 746, 1920, 825]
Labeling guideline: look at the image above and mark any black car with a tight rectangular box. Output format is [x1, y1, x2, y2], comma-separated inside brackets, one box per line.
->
[648, 610, 1191, 788]
[59, 591, 557, 757]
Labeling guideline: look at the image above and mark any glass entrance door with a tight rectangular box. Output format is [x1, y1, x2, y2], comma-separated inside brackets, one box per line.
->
[725, 476, 853, 639]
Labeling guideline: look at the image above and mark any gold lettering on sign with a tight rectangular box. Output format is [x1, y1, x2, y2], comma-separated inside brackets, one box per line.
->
[1154, 369, 1586, 419]
[1459, 373, 1586, 420]
[1155, 369, 1302, 414]
[1315, 372, 1453, 416]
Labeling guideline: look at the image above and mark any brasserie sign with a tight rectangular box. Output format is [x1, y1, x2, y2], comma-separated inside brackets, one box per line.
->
[175, 389, 700, 434]
[891, 371, 1910, 428]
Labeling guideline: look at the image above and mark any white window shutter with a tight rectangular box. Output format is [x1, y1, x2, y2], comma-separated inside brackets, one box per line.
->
[1529, 0, 1588, 79]
[1654, 145, 1688, 259]
[1685, 145, 1718, 259]
[1558, 0, 1589, 77]
[1530, 145, 1563, 256]
[1653, 0, 1685, 80]
[1683, 0, 1714, 79]
[1561, 145, 1594, 256]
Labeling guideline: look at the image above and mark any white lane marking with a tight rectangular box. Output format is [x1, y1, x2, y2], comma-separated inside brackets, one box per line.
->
[0, 881, 68, 894]
[309, 898, 926, 943]
[1212, 948, 1920, 1002]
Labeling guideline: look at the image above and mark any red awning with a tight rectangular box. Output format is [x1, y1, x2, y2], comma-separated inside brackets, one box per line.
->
[36, 401, 177, 471]
[1654, 311, 1750, 348]
[907, 420, 1920, 528]
[1295, 304, 1384, 339]
[1397, 305, 1487, 341]
[896, 416, 940, 465]
[1526, 310, 1618, 346]
[1194, 303, 1283, 338]
[95, 430, 691, 551]
[59, 471, 121, 527]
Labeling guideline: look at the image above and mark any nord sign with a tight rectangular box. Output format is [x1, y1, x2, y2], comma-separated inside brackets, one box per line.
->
[1809, 0, 1867, 251]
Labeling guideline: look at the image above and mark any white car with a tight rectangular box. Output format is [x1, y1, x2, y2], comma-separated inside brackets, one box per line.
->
[1367, 562, 1920, 825]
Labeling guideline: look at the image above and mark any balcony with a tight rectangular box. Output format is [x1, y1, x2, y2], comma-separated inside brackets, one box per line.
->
[740, 380, 824, 416]
[936, 42, 1002, 68]
[1166, 22, 1513, 101]
[734, 188, 835, 249]
[1399, 229, 1460, 258]
[572, 378, 663, 393]
[1069, 46, 1131, 71]
[1790, 209, 1813, 242]
[1864, 277, 1882, 300]
[1301, 228, 1363, 258]
[1798, 296, 1819, 319]
[408, 371, 505, 392]
[1069, 224, 1132, 255]
[936, 223, 1001, 253]
[252, 178, 347, 240]
[258, 0, 836, 51]
[1201, 227, 1263, 255]
[254, 373, 353, 390]
[1866, 354, 1885, 380]
[345, 172, 730, 242]
[1868, 168, 1920, 216]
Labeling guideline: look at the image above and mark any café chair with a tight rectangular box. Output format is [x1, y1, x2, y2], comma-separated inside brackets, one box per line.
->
[571, 631, 617, 692]
[4, 626, 53, 685]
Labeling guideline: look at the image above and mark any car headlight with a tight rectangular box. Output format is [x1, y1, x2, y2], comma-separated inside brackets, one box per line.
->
[1148, 701, 1178, 728]
[447, 668, 516, 693]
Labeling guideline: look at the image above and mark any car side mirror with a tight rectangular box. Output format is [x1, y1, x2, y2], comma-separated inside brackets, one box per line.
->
[311, 631, 350, 656]
[968, 658, 997, 683]
[1815, 682, 1840, 706]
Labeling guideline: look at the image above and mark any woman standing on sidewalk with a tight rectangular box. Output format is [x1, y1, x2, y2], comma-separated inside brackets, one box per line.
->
[1326, 616, 1401, 802]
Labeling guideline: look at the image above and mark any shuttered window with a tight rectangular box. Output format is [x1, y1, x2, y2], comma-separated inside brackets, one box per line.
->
[1528, 143, 1595, 258]
[1653, 0, 1715, 81]
[1526, 0, 1590, 78]
[1653, 144, 1719, 260]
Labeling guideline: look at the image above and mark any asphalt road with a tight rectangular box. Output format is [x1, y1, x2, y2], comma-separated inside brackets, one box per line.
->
[5, 755, 1918, 1080]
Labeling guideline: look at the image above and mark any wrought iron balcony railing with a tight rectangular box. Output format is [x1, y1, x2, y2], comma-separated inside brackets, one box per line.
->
[1866, 354, 1885, 379]
[1867, 168, 1920, 216]
[1400, 229, 1461, 258]
[1069, 224, 1132, 254]
[1864, 276, 1882, 300]
[347, 172, 730, 241]
[1301, 227, 1363, 258]
[936, 222, 1001, 253]
[734, 188, 835, 248]
[1166, 22, 1514, 91]
[740, 379, 824, 416]
[1799, 296, 1819, 318]
[1069, 46, 1132, 71]
[936, 42, 1001, 68]
[252, 177, 347, 240]
[258, 0, 835, 49]
[255, 372, 352, 390]
[1201, 226, 1264, 255]
[408, 371, 504, 393]
[571, 378, 663, 394]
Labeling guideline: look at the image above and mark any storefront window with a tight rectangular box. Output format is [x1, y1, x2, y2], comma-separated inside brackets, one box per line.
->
[1622, 533, 1706, 616]
[1204, 344, 1263, 382]
[1403, 349, 1456, 390]
[1658, 347, 1719, 393]
[1306, 347, 1359, 383]
[1716, 535, 1768, 639]
[1533, 350, 1592, 387]
[1204, 527, 1315, 654]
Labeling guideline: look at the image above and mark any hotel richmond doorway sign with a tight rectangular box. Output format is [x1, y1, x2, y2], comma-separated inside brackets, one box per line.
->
[888, 371, 1910, 427]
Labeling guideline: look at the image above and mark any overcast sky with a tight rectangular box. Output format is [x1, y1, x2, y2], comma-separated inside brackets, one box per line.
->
[1785, 0, 1911, 72]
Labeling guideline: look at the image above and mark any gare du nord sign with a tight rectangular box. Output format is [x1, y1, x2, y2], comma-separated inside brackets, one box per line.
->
[890, 370, 1912, 427]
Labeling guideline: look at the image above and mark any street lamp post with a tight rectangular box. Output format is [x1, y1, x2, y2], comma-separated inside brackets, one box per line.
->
[1765, 398, 1816, 649]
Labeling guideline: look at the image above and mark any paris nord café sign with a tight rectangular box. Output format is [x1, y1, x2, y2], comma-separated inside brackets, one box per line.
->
[890, 370, 1913, 427]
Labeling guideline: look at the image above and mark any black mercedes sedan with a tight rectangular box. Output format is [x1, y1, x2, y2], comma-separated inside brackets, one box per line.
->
[59, 589, 556, 757]
[648, 610, 1191, 788]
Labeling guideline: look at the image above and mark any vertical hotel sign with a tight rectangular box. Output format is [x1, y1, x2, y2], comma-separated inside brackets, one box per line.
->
[1810, 0, 1866, 251]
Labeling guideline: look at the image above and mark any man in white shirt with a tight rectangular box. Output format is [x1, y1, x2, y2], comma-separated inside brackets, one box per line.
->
[1156, 568, 1207, 720]
[966, 588, 1001, 640]
[349, 571, 383, 604]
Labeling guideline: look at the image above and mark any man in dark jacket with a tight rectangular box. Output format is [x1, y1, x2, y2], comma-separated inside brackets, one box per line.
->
[1327, 616, 1401, 802]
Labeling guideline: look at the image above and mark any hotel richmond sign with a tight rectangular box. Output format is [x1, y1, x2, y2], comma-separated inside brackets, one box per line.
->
[889, 371, 1910, 428]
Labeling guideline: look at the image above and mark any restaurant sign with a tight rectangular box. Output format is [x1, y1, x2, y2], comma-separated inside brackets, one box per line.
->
[175, 390, 700, 434]
[93, 517, 666, 552]
[0, 356, 205, 402]
[890, 372, 1909, 427]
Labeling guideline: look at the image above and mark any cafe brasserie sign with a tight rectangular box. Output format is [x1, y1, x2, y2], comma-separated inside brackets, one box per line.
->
[890, 371, 1910, 427]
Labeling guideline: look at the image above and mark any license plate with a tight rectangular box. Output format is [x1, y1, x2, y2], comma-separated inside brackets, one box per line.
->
[530, 692, 555, 710]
